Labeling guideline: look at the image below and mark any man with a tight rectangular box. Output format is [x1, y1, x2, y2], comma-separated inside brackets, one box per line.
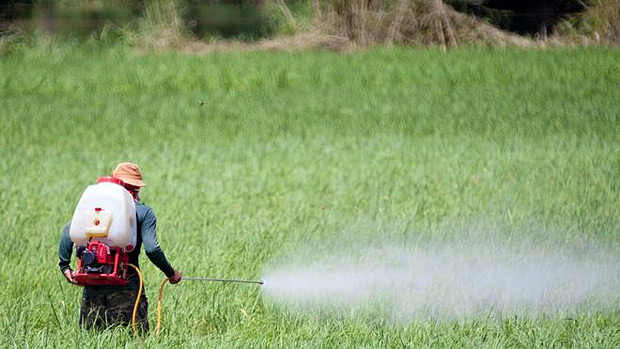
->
[58, 162, 182, 332]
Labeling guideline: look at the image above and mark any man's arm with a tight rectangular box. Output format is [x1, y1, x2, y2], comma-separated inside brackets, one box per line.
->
[58, 223, 77, 284]
[141, 208, 177, 278]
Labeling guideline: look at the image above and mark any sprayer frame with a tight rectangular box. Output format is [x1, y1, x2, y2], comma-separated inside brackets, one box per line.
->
[74, 241, 130, 286]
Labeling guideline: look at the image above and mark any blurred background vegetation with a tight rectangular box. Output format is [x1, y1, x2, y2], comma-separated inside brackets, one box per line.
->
[0, 0, 618, 51]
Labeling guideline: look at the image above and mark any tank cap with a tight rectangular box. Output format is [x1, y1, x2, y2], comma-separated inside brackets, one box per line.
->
[97, 176, 126, 186]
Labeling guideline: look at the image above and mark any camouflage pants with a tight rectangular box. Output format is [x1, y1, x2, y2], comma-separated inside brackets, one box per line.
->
[79, 289, 149, 333]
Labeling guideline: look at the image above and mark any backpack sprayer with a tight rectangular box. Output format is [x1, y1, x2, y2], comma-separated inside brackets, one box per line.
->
[69, 177, 263, 335]
[70, 176, 137, 287]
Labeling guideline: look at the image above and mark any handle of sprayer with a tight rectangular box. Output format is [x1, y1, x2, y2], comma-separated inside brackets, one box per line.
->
[181, 276, 264, 284]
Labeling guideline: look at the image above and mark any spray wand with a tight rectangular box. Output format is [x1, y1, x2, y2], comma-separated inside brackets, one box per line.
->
[154, 275, 264, 336]
[182, 276, 264, 285]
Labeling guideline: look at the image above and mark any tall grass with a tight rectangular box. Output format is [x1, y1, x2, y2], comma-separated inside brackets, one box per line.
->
[577, 0, 619, 44]
[125, 0, 190, 51]
[2, 0, 617, 53]
[553, 0, 620, 45]
[272, 0, 533, 48]
[273, 0, 619, 48]
[0, 47, 618, 347]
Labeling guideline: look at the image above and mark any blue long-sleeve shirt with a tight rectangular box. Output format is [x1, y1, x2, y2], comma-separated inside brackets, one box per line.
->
[58, 202, 175, 295]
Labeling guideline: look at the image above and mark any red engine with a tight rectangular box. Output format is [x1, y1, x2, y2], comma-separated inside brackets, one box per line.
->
[74, 241, 130, 286]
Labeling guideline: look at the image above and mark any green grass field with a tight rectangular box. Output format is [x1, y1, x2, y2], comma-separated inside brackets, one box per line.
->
[0, 47, 618, 347]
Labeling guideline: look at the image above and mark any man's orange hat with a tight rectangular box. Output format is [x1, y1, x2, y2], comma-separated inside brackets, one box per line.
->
[112, 162, 146, 188]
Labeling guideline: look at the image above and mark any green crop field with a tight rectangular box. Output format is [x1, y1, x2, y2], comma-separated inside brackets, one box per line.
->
[0, 47, 618, 347]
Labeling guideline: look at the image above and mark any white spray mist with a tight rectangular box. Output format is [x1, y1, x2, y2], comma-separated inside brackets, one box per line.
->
[262, 237, 619, 322]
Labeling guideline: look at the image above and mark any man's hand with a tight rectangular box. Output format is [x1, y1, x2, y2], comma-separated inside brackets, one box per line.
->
[169, 270, 182, 284]
[63, 269, 78, 285]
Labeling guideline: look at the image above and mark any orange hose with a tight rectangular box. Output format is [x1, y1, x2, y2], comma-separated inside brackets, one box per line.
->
[156, 278, 169, 336]
[127, 264, 143, 336]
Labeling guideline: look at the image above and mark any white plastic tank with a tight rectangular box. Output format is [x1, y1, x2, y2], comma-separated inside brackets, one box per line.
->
[70, 178, 137, 252]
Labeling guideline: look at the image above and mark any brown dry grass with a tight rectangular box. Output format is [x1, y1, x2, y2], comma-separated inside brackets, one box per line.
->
[149, 32, 353, 54]
[550, 0, 619, 46]
[580, 0, 619, 45]
[171, 0, 533, 54]
[131, 0, 534, 54]
[131, 0, 616, 54]
[129, 0, 188, 51]
[283, 0, 533, 49]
